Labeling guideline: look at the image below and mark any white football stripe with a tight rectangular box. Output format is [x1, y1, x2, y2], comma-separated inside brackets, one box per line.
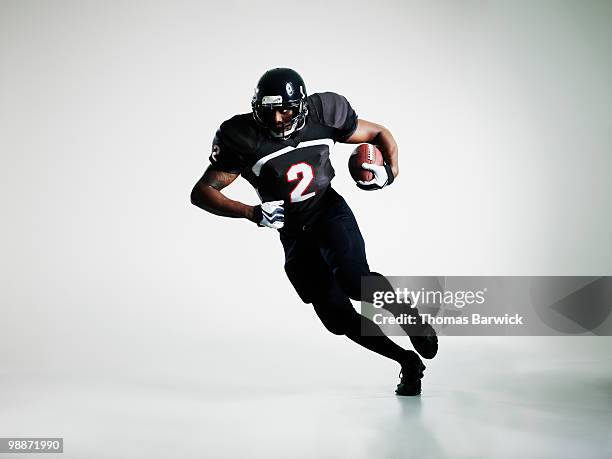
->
[252, 138, 335, 176]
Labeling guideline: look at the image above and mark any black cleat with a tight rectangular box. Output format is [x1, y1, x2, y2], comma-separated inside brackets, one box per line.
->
[408, 322, 438, 360]
[395, 351, 426, 396]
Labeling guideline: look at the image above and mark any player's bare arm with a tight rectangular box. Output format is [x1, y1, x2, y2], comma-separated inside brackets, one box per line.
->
[191, 167, 284, 229]
[345, 119, 399, 178]
[190, 167, 256, 222]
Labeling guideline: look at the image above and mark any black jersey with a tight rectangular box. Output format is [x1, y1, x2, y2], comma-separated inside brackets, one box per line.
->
[209, 92, 358, 230]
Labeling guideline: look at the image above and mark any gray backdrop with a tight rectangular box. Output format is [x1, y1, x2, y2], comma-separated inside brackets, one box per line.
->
[1, 1, 611, 457]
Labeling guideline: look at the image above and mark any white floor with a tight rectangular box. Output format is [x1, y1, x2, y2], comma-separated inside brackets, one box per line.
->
[1, 337, 611, 459]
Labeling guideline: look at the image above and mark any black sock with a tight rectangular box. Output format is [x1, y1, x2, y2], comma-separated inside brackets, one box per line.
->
[344, 311, 411, 364]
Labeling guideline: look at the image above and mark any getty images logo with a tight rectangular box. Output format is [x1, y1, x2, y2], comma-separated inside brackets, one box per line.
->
[372, 287, 488, 309]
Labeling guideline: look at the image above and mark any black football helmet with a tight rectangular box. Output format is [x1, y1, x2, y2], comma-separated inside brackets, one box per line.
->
[252, 68, 308, 139]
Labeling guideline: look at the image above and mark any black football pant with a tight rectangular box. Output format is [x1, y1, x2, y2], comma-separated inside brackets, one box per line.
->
[280, 188, 413, 364]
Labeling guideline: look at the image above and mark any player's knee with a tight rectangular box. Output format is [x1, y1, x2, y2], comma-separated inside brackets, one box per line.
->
[316, 311, 348, 335]
[312, 302, 356, 336]
[321, 318, 347, 336]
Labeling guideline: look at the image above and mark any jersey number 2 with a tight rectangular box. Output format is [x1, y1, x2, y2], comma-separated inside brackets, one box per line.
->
[286, 162, 315, 203]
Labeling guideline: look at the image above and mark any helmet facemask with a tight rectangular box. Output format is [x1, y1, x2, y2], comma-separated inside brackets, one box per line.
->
[252, 99, 308, 139]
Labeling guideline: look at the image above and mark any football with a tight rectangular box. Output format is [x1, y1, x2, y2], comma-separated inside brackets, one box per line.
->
[348, 144, 384, 182]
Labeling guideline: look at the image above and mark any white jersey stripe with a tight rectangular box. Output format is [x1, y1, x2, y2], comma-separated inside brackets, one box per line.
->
[251, 138, 335, 177]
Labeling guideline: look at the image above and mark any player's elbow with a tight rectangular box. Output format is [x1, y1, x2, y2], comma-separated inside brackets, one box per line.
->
[190, 185, 205, 207]
[376, 126, 393, 141]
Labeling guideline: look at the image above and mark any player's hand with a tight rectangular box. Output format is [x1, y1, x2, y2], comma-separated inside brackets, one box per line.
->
[252, 200, 285, 229]
[356, 163, 395, 191]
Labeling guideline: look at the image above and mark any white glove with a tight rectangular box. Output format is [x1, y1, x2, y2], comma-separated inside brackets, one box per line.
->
[253, 200, 285, 229]
[356, 163, 395, 191]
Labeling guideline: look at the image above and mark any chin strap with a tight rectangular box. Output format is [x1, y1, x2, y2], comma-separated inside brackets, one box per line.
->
[269, 120, 299, 139]
[268, 114, 307, 140]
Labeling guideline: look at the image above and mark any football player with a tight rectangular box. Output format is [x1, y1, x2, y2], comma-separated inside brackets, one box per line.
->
[191, 68, 437, 395]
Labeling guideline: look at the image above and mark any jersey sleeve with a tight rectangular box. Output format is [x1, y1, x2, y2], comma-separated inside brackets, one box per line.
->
[208, 120, 245, 174]
[310, 92, 358, 142]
